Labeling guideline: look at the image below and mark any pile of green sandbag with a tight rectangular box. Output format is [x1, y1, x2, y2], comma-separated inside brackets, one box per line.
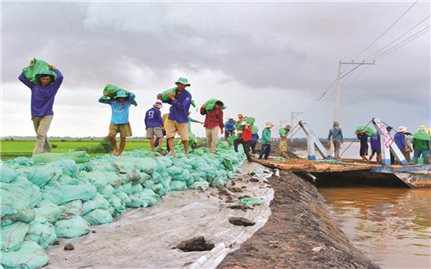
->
[22, 58, 57, 85]
[99, 84, 138, 106]
[0, 143, 245, 268]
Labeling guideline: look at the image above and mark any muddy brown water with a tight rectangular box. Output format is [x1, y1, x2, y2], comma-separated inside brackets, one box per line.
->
[319, 187, 431, 269]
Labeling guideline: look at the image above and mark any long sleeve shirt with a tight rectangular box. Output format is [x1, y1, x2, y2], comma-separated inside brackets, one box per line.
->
[145, 107, 163, 128]
[163, 89, 192, 123]
[224, 120, 236, 131]
[19, 69, 63, 117]
[242, 126, 252, 142]
[328, 127, 343, 141]
[261, 128, 272, 144]
[99, 92, 135, 124]
[200, 107, 224, 129]
[394, 132, 406, 150]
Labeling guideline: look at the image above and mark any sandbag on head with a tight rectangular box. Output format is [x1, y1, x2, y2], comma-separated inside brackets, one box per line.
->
[22, 58, 57, 85]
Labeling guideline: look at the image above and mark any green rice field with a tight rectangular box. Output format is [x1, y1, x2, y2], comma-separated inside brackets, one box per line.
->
[0, 139, 153, 159]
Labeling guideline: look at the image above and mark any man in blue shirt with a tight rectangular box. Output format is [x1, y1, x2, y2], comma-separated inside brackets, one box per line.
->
[159, 77, 192, 156]
[327, 121, 343, 160]
[145, 101, 164, 152]
[99, 90, 135, 156]
[224, 116, 236, 141]
[19, 63, 63, 155]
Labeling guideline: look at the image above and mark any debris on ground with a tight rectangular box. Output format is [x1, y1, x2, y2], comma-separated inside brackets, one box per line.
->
[176, 236, 215, 252]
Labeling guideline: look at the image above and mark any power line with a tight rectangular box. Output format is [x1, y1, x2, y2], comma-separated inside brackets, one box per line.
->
[353, 0, 419, 60]
[374, 25, 430, 60]
[365, 14, 430, 61]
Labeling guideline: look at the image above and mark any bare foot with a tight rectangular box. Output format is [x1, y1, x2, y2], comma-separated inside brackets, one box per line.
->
[112, 149, 119, 156]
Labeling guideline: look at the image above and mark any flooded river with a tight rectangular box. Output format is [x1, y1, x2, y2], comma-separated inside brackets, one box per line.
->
[319, 187, 431, 268]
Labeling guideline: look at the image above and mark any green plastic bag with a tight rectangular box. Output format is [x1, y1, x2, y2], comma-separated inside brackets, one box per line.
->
[189, 181, 209, 191]
[82, 194, 111, 215]
[32, 151, 90, 164]
[59, 200, 83, 220]
[43, 183, 97, 205]
[239, 197, 262, 207]
[0, 165, 18, 183]
[24, 222, 57, 249]
[222, 158, 234, 171]
[160, 87, 197, 108]
[22, 58, 57, 85]
[1, 222, 30, 251]
[203, 99, 226, 111]
[355, 125, 376, 137]
[140, 189, 160, 206]
[28, 165, 62, 187]
[55, 216, 90, 238]
[0, 241, 49, 269]
[33, 201, 62, 223]
[83, 209, 113, 225]
[170, 180, 187, 191]
[252, 125, 259, 134]
[413, 130, 430, 141]
[1, 208, 35, 225]
[102, 84, 138, 106]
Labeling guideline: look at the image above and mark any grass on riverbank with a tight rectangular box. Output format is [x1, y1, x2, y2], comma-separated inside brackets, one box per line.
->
[0, 139, 153, 159]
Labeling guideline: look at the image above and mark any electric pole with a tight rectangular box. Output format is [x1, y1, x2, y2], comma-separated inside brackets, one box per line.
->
[333, 60, 375, 122]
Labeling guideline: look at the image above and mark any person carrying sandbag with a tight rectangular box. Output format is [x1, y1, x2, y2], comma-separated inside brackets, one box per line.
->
[157, 77, 192, 156]
[99, 89, 136, 156]
[18, 59, 63, 155]
[200, 100, 225, 153]
[145, 101, 164, 152]
[279, 124, 291, 159]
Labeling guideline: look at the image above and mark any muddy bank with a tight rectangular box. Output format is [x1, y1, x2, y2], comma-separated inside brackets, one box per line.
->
[218, 171, 380, 269]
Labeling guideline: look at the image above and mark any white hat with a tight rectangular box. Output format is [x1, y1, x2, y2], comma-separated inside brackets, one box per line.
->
[228, 116, 234, 119]
[398, 126, 407, 132]
[265, 122, 274, 128]
[241, 121, 248, 126]
[419, 124, 427, 131]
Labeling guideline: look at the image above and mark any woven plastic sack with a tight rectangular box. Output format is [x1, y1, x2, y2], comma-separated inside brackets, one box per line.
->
[101, 84, 137, 106]
[32, 151, 90, 164]
[169, 180, 187, 191]
[239, 197, 262, 207]
[83, 209, 113, 225]
[355, 125, 376, 137]
[82, 171, 108, 191]
[22, 58, 57, 85]
[134, 157, 158, 174]
[189, 181, 209, 191]
[27, 165, 62, 187]
[413, 130, 430, 141]
[152, 183, 166, 196]
[59, 200, 83, 220]
[24, 222, 57, 249]
[126, 193, 147, 208]
[33, 201, 62, 223]
[160, 87, 197, 108]
[1, 209, 35, 226]
[0, 241, 49, 269]
[55, 216, 90, 238]
[0, 165, 18, 183]
[43, 183, 97, 205]
[1, 177, 42, 212]
[140, 188, 160, 206]
[82, 194, 111, 215]
[1, 222, 30, 252]
[203, 99, 226, 111]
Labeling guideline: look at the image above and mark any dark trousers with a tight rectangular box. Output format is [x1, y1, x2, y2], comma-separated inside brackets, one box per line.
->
[259, 144, 271, 159]
[154, 130, 170, 152]
[234, 139, 252, 162]
[250, 141, 258, 154]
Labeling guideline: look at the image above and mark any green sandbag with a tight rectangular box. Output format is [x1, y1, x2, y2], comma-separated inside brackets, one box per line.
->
[83, 209, 113, 225]
[82, 194, 112, 215]
[107, 195, 126, 216]
[0, 176, 43, 211]
[0, 241, 49, 269]
[134, 157, 158, 174]
[169, 180, 187, 191]
[252, 125, 259, 134]
[413, 130, 430, 141]
[33, 201, 62, 223]
[239, 197, 262, 207]
[22, 58, 57, 85]
[102, 84, 137, 106]
[32, 151, 90, 164]
[59, 200, 83, 220]
[189, 181, 209, 191]
[355, 125, 376, 137]
[152, 183, 166, 196]
[43, 183, 97, 205]
[55, 215, 90, 238]
[140, 189, 160, 206]
[228, 134, 236, 145]
[24, 222, 57, 249]
[82, 171, 108, 191]
[160, 87, 197, 108]
[1, 222, 30, 251]
[1, 209, 35, 225]
[210, 177, 228, 187]
[203, 99, 226, 111]
[0, 165, 18, 183]
[28, 165, 62, 187]
[222, 159, 234, 171]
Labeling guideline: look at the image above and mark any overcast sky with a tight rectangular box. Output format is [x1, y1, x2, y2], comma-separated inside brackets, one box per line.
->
[1, 1, 430, 139]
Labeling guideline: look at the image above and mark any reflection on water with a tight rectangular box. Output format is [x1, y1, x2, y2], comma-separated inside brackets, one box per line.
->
[319, 187, 431, 269]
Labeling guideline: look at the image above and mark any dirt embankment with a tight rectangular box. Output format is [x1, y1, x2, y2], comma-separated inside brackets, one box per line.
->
[218, 171, 380, 269]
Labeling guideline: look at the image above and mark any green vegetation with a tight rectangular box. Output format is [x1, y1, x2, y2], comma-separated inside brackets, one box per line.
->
[0, 139, 152, 159]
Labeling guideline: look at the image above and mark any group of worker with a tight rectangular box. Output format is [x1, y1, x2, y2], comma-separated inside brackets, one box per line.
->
[327, 121, 430, 165]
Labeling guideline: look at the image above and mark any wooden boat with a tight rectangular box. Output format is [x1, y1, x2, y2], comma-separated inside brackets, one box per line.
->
[253, 157, 431, 188]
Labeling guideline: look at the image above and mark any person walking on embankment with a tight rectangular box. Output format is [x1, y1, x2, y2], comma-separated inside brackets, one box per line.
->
[413, 125, 430, 164]
[327, 121, 343, 160]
